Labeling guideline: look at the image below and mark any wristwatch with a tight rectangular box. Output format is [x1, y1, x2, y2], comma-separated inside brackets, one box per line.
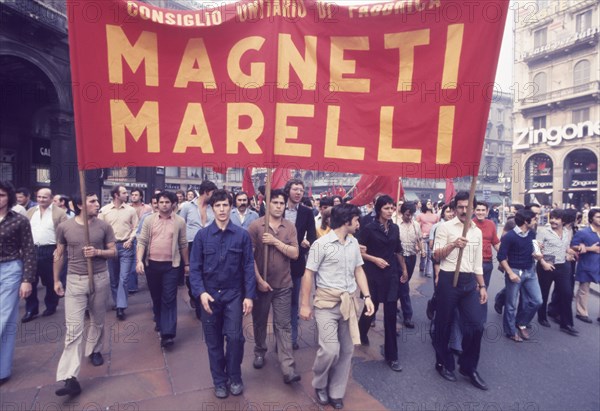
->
[363, 295, 371, 300]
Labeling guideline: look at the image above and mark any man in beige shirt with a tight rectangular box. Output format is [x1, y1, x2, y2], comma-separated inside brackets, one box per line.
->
[99, 185, 138, 320]
[432, 191, 488, 391]
[247, 189, 300, 384]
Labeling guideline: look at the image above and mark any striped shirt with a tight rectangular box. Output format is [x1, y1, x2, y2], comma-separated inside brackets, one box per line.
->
[536, 225, 571, 264]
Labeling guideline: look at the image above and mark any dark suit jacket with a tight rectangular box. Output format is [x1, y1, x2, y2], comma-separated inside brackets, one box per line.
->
[286, 204, 317, 278]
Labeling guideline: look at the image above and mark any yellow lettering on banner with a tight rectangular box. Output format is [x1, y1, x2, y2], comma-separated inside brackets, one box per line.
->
[227, 103, 264, 154]
[329, 37, 370, 93]
[436, 106, 455, 164]
[273, 0, 281, 16]
[227, 36, 266, 88]
[441, 24, 464, 89]
[384, 29, 430, 92]
[277, 34, 317, 90]
[324, 106, 365, 160]
[106, 25, 158, 86]
[173, 103, 214, 153]
[274, 103, 313, 157]
[110, 100, 160, 153]
[174, 38, 217, 88]
[377, 106, 421, 162]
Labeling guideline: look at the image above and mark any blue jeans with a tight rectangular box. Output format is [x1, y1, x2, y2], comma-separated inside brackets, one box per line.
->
[291, 275, 301, 345]
[201, 288, 245, 387]
[145, 261, 179, 338]
[127, 239, 138, 292]
[420, 237, 433, 277]
[503, 266, 543, 337]
[0, 260, 23, 379]
[108, 242, 135, 309]
[398, 255, 416, 320]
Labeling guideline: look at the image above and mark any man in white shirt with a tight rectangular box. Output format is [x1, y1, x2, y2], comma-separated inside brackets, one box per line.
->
[432, 191, 488, 391]
[23, 188, 67, 322]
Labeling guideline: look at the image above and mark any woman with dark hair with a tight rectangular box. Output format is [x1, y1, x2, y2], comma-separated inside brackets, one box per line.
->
[357, 195, 408, 372]
[417, 199, 439, 278]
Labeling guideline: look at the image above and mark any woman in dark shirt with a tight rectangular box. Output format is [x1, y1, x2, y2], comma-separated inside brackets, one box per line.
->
[357, 195, 408, 372]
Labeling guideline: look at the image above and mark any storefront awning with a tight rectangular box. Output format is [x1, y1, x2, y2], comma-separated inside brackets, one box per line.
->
[562, 188, 597, 192]
[526, 189, 553, 194]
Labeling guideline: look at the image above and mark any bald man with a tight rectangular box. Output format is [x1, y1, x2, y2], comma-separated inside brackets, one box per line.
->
[23, 188, 68, 322]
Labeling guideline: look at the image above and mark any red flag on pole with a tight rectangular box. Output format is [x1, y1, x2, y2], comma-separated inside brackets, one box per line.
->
[348, 176, 399, 206]
[271, 168, 292, 189]
[242, 167, 255, 197]
[445, 178, 456, 205]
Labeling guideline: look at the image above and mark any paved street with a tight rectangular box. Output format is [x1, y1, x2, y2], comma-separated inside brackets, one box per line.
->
[1, 268, 599, 411]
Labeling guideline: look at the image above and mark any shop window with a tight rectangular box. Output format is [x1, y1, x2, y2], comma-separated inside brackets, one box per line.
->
[165, 167, 179, 177]
[533, 72, 547, 96]
[576, 10, 592, 32]
[533, 27, 547, 49]
[572, 108, 590, 123]
[533, 116, 546, 129]
[573, 60, 590, 88]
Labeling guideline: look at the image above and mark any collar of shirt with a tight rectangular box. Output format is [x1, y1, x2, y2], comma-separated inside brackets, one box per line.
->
[108, 202, 126, 209]
[513, 225, 529, 237]
[286, 203, 299, 212]
[450, 216, 475, 229]
[208, 220, 235, 235]
[323, 229, 351, 245]
[157, 214, 173, 220]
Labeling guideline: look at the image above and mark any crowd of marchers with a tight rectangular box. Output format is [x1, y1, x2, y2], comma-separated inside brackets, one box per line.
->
[1, 179, 599, 409]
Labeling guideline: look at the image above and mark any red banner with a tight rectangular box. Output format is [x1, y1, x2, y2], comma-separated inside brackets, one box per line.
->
[67, 0, 508, 178]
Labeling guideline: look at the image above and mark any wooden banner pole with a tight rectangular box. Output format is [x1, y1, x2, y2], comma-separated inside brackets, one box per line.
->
[263, 168, 273, 283]
[452, 176, 478, 288]
[78, 170, 95, 294]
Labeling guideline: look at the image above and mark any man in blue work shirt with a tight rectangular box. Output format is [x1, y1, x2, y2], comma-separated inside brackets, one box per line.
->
[189, 190, 256, 399]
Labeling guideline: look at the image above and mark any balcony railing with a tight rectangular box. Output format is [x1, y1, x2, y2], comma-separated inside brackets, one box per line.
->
[521, 27, 599, 65]
[519, 81, 600, 108]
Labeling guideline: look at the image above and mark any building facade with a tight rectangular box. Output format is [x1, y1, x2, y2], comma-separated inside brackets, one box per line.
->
[512, 0, 599, 208]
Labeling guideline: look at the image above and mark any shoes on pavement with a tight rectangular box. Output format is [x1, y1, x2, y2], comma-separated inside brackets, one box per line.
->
[89, 352, 104, 366]
[42, 308, 56, 317]
[507, 334, 523, 343]
[387, 360, 402, 372]
[329, 398, 344, 409]
[517, 326, 530, 340]
[161, 337, 174, 348]
[315, 388, 329, 405]
[283, 372, 301, 384]
[538, 319, 551, 328]
[370, 321, 376, 328]
[597, 317, 600, 323]
[21, 310, 39, 323]
[459, 369, 488, 391]
[55, 377, 82, 397]
[360, 335, 369, 346]
[426, 299, 435, 320]
[128, 289, 138, 295]
[0, 376, 10, 386]
[253, 355, 265, 369]
[292, 342, 299, 350]
[576, 314, 593, 324]
[560, 325, 579, 336]
[229, 382, 244, 396]
[116, 308, 125, 321]
[403, 320, 415, 329]
[214, 385, 228, 399]
[436, 365, 457, 382]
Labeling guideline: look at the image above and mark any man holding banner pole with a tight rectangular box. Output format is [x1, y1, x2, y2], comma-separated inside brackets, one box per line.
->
[248, 188, 301, 384]
[432, 191, 488, 391]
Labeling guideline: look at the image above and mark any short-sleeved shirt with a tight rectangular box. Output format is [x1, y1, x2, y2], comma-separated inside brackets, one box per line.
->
[472, 218, 500, 262]
[433, 217, 483, 275]
[571, 226, 600, 283]
[56, 218, 115, 275]
[99, 202, 137, 241]
[248, 217, 298, 289]
[306, 230, 364, 293]
[536, 225, 570, 264]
